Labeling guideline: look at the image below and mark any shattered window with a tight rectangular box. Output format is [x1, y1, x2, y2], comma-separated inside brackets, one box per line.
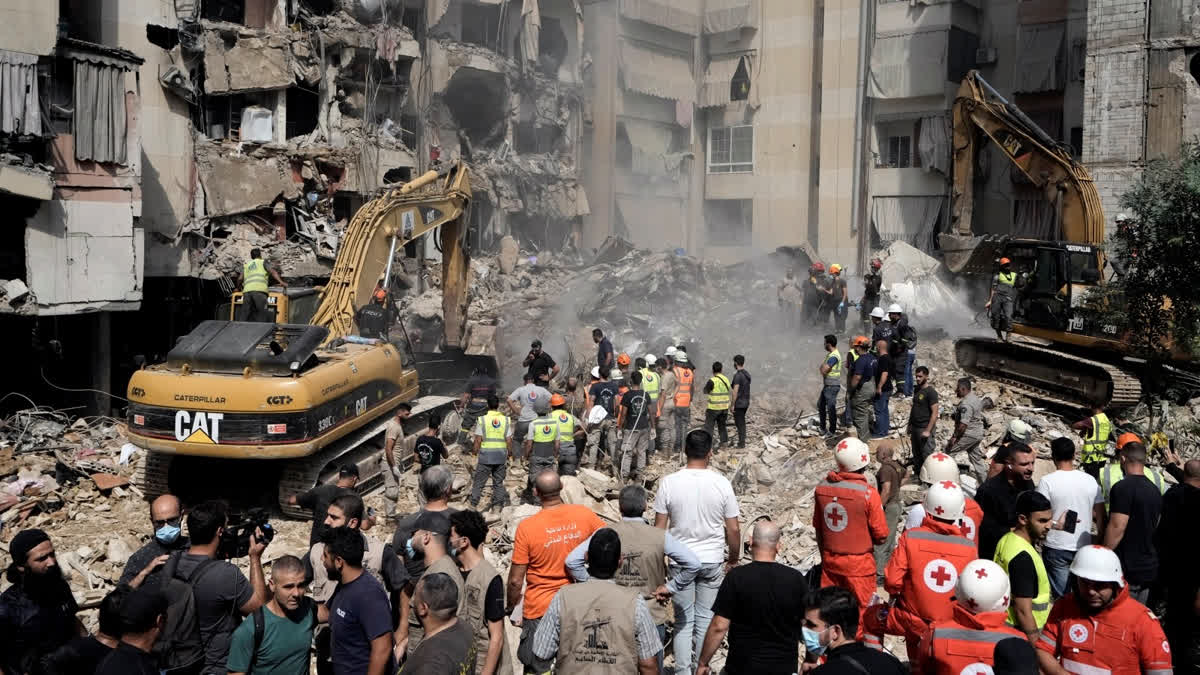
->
[708, 125, 753, 174]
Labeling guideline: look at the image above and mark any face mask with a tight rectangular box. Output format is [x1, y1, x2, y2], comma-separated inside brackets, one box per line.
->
[802, 626, 828, 657]
[155, 523, 182, 545]
[449, 542, 460, 559]
[405, 537, 424, 561]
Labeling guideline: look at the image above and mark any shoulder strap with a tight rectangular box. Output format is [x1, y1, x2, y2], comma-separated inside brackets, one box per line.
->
[839, 655, 872, 675]
[247, 606, 265, 675]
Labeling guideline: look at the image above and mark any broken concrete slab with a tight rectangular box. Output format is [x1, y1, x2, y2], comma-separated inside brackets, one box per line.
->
[203, 32, 294, 94]
[197, 155, 298, 217]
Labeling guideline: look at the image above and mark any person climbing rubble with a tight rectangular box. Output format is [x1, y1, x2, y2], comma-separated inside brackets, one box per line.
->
[860, 258, 883, 331]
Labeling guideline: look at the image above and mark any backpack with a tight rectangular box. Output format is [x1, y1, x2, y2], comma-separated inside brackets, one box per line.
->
[157, 553, 218, 675]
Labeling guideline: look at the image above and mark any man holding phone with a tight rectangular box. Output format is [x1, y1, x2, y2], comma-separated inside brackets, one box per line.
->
[1036, 437, 1103, 598]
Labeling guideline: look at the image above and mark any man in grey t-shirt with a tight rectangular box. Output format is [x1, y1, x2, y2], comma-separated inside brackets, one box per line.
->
[945, 377, 987, 481]
[508, 373, 551, 445]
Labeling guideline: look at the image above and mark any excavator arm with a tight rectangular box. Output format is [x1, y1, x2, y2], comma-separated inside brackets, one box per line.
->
[942, 71, 1106, 273]
[309, 161, 472, 345]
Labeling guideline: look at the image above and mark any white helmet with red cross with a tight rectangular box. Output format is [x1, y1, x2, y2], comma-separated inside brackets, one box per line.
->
[919, 452, 961, 485]
[834, 437, 871, 472]
[924, 479, 966, 521]
[1069, 545, 1124, 587]
[957, 560, 1010, 613]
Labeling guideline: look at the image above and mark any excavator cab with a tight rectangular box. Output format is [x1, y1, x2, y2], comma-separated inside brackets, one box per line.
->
[218, 286, 323, 324]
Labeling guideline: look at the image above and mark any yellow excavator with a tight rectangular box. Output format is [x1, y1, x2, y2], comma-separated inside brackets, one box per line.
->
[124, 161, 495, 514]
[940, 72, 1197, 408]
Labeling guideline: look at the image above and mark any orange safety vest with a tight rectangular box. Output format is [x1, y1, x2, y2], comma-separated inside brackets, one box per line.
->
[674, 367, 694, 408]
[961, 498, 984, 544]
[814, 477, 874, 555]
[892, 523, 977, 623]
[924, 607, 1025, 675]
[1039, 584, 1173, 675]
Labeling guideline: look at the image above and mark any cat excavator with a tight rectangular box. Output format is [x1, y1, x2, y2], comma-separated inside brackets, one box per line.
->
[124, 161, 496, 514]
[941, 72, 1197, 409]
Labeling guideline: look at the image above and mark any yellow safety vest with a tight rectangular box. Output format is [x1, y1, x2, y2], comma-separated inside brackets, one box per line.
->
[531, 416, 559, 444]
[994, 532, 1051, 629]
[243, 259, 269, 293]
[1100, 463, 1165, 512]
[641, 369, 660, 403]
[553, 409, 576, 443]
[479, 411, 509, 450]
[998, 271, 1016, 286]
[1080, 413, 1111, 464]
[707, 374, 731, 410]
[824, 348, 843, 385]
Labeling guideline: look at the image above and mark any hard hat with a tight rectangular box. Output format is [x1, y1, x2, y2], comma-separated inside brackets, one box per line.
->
[1116, 432, 1140, 450]
[1006, 419, 1032, 443]
[870, 307, 886, 319]
[852, 335, 871, 349]
[834, 437, 871, 472]
[617, 353, 631, 367]
[674, 352, 689, 363]
[373, 288, 387, 302]
[550, 394, 565, 407]
[645, 354, 657, 366]
[590, 366, 601, 379]
[1069, 545, 1124, 587]
[924, 479, 966, 521]
[957, 560, 1011, 613]
[999, 257, 1012, 265]
[920, 452, 961, 485]
[830, 264, 842, 275]
[1115, 213, 1131, 223]
[665, 346, 677, 357]
[887, 303, 903, 314]
[870, 258, 882, 270]
[610, 369, 623, 380]
[812, 262, 826, 272]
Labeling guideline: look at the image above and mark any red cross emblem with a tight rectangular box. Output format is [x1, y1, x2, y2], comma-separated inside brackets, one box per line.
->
[934, 453, 949, 461]
[958, 664, 994, 675]
[975, 567, 989, 579]
[960, 516, 976, 540]
[923, 559, 957, 593]
[823, 502, 849, 533]
[1068, 624, 1089, 643]
[861, 453, 868, 463]
[939, 480, 958, 489]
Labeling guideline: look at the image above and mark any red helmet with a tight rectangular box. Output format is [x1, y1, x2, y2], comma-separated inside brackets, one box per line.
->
[373, 288, 387, 302]
[812, 262, 826, 273]
[999, 257, 1012, 266]
[870, 258, 882, 270]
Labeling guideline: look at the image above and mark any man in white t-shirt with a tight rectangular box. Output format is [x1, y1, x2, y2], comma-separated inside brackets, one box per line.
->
[653, 429, 741, 675]
[1035, 436, 1103, 598]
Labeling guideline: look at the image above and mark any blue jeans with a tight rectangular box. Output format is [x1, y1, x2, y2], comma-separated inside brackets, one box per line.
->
[670, 561, 724, 675]
[903, 352, 915, 396]
[818, 384, 840, 432]
[1043, 546, 1075, 599]
[873, 389, 891, 437]
[655, 624, 667, 674]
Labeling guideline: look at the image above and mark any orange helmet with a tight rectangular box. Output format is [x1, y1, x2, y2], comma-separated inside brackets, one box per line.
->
[999, 257, 1012, 265]
[830, 264, 843, 275]
[1116, 432, 1140, 450]
[550, 394, 566, 407]
[617, 352, 631, 367]
[373, 288, 387, 302]
[852, 335, 871, 349]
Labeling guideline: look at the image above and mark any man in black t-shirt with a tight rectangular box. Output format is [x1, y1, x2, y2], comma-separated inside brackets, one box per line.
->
[1103, 443, 1163, 604]
[872, 339, 893, 439]
[354, 289, 393, 339]
[804, 587, 905, 675]
[976, 444, 1036, 560]
[413, 415, 449, 475]
[586, 370, 620, 469]
[697, 520, 809, 675]
[522, 339, 559, 385]
[40, 585, 126, 675]
[96, 587, 167, 675]
[616, 371, 653, 482]
[288, 465, 359, 546]
[907, 366, 939, 468]
[730, 355, 752, 449]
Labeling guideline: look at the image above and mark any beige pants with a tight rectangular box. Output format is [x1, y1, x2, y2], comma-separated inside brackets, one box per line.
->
[381, 435, 416, 514]
[657, 407, 676, 452]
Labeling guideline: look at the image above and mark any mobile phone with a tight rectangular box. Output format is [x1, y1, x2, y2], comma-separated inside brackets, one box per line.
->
[367, 506, 377, 519]
[1062, 510, 1078, 534]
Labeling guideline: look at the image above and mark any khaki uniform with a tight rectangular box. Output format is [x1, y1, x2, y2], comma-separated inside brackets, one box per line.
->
[382, 420, 417, 514]
[556, 581, 641, 675]
[657, 369, 677, 452]
[463, 558, 513, 675]
[609, 521, 669, 627]
[407, 555, 466, 656]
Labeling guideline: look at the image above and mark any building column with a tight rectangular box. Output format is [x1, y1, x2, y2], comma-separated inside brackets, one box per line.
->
[92, 311, 112, 416]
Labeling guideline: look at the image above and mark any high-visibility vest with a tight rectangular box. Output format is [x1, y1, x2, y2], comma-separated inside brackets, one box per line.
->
[707, 374, 731, 410]
[531, 416, 559, 444]
[674, 367, 694, 408]
[998, 271, 1016, 286]
[641, 369, 660, 403]
[823, 348, 843, 385]
[479, 411, 509, 450]
[553, 409, 576, 444]
[893, 527, 977, 623]
[814, 478, 873, 555]
[1100, 463, 1165, 511]
[1081, 413, 1111, 464]
[243, 259, 269, 293]
[925, 613, 1025, 675]
[994, 532, 1051, 629]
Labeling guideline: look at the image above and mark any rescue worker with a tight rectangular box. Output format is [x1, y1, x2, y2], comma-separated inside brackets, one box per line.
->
[993, 490, 1053, 639]
[460, 366, 498, 445]
[841, 334, 860, 430]
[615, 371, 653, 483]
[778, 269, 804, 331]
[986, 257, 1017, 341]
[887, 303, 917, 397]
[920, 560, 1025, 675]
[864, 480, 977, 662]
[656, 356, 677, 453]
[670, 352, 695, 453]
[817, 264, 838, 326]
[848, 336, 876, 442]
[1098, 435, 1167, 515]
[1072, 402, 1113, 479]
[550, 394, 585, 476]
[870, 306, 894, 350]
[907, 452, 986, 545]
[562, 376, 588, 463]
[829, 264, 850, 332]
[805, 262, 826, 324]
[235, 247, 286, 322]
[617, 352, 632, 373]
[814, 437, 889, 631]
[817, 334, 842, 437]
[469, 395, 512, 511]
[861, 258, 883, 331]
[1035, 545, 1173, 674]
[355, 288, 392, 338]
[702, 361, 732, 450]
[522, 400, 559, 504]
[638, 356, 661, 414]
[585, 367, 620, 470]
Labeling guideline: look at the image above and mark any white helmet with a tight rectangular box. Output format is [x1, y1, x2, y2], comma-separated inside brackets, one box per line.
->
[957, 560, 1011, 613]
[834, 437, 871, 472]
[924, 479, 966, 521]
[610, 369, 623, 380]
[1006, 419, 1032, 442]
[919, 452, 961, 484]
[870, 307, 886, 319]
[674, 352, 689, 363]
[665, 346, 677, 357]
[645, 354, 657, 366]
[1069, 545, 1124, 587]
[591, 366, 601, 379]
[887, 303, 903, 314]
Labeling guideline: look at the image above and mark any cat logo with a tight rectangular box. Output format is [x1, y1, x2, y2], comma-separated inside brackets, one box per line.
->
[174, 411, 224, 444]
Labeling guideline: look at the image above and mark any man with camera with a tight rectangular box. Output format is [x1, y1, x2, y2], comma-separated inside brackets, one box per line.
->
[167, 500, 269, 675]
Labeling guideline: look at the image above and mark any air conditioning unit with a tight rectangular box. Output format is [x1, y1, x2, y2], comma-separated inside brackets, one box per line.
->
[975, 47, 997, 65]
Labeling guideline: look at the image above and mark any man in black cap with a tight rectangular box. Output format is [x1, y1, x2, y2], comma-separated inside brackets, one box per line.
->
[0, 529, 85, 675]
[287, 464, 360, 546]
[397, 510, 465, 659]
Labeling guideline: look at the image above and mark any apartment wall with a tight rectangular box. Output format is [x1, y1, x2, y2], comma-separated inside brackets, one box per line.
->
[0, 4, 58, 57]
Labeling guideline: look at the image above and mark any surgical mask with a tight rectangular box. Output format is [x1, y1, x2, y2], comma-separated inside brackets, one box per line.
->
[405, 537, 423, 561]
[449, 544, 459, 559]
[155, 523, 182, 545]
[802, 626, 828, 657]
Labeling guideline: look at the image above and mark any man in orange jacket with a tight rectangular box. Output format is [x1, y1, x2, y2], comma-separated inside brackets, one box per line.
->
[864, 480, 977, 663]
[814, 437, 888, 633]
[920, 559, 1025, 674]
[905, 452, 986, 545]
[1036, 545, 1172, 675]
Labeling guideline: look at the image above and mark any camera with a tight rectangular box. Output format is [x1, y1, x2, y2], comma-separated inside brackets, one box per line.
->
[218, 508, 275, 559]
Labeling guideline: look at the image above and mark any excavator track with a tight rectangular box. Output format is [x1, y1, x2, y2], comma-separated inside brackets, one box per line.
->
[955, 338, 1142, 410]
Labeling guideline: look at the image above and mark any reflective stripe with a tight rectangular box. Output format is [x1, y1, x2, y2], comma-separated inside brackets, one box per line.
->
[707, 374, 731, 409]
[931, 628, 1018, 643]
[1081, 413, 1110, 463]
[863, 634, 884, 651]
[554, 411, 576, 442]
[1032, 601, 1050, 611]
[531, 416, 558, 443]
[1039, 633, 1057, 648]
[905, 529, 976, 549]
[641, 369, 660, 402]
[480, 412, 509, 449]
[1146, 671, 1173, 675]
[824, 348, 843, 384]
[995, 532, 1051, 629]
[1062, 659, 1112, 675]
[821, 480, 867, 492]
[243, 259, 268, 293]
[998, 271, 1016, 286]
[674, 368, 694, 407]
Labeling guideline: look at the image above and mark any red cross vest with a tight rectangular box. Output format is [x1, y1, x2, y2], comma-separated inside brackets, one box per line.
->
[925, 608, 1025, 675]
[815, 474, 874, 555]
[895, 523, 977, 622]
[961, 498, 984, 544]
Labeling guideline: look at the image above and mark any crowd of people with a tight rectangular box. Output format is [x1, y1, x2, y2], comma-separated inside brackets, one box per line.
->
[0, 317, 1195, 675]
